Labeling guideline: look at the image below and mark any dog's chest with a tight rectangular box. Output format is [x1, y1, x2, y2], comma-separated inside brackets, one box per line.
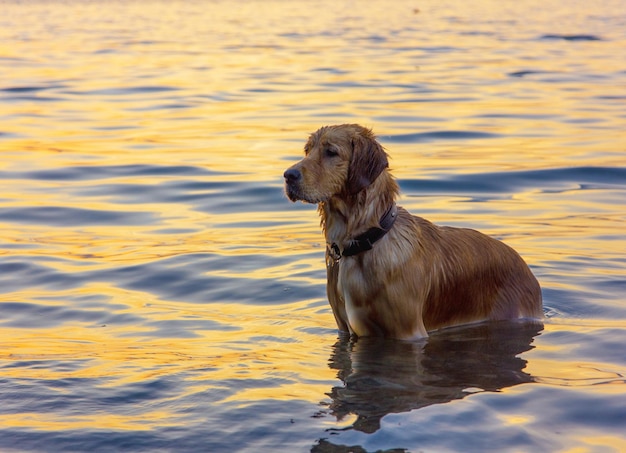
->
[336, 257, 376, 336]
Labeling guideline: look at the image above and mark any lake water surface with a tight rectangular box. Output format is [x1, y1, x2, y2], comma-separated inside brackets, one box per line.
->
[1, 1, 625, 451]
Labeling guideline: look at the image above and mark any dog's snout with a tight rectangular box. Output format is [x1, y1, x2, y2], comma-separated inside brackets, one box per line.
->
[284, 168, 302, 183]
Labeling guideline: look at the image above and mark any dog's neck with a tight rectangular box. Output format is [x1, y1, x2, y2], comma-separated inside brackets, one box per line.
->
[319, 171, 399, 250]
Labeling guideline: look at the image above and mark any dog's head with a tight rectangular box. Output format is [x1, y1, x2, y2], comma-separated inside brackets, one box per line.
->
[284, 124, 389, 203]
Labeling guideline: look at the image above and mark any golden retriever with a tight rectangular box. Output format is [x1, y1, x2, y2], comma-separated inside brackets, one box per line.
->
[284, 124, 542, 340]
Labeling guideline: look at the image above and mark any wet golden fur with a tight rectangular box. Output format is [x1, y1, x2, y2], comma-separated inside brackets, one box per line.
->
[284, 124, 543, 340]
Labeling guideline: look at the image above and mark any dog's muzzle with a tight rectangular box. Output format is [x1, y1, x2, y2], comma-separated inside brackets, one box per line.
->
[283, 168, 303, 202]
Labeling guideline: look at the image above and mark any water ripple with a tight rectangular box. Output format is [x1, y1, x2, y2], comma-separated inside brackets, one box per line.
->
[400, 166, 626, 196]
[0, 164, 217, 181]
[0, 302, 141, 329]
[383, 130, 500, 143]
[64, 86, 180, 96]
[540, 34, 603, 41]
[90, 254, 325, 305]
[0, 206, 156, 226]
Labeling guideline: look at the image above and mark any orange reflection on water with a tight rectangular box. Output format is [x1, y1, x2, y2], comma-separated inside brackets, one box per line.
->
[0, 293, 338, 429]
[0, 0, 624, 448]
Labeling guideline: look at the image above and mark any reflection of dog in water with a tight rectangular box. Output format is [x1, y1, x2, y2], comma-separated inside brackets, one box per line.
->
[284, 124, 542, 340]
[314, 321, 542, 437]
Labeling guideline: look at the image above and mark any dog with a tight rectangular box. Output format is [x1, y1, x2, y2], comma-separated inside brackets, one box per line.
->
[284, 124, 543, 340]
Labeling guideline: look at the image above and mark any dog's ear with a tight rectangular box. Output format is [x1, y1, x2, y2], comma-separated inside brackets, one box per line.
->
[346, 132, 389, 195]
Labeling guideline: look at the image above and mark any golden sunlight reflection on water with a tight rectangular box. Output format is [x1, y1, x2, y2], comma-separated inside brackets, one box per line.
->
[1, 0, 625, 450]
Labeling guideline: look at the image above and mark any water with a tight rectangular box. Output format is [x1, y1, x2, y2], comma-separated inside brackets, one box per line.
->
[1, 0, 625, 451]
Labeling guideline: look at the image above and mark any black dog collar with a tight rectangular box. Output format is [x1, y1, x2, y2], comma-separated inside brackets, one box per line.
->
[330, 203, 398, 259]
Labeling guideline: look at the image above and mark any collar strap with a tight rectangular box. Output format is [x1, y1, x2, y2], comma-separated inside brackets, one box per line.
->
[331, 203, 398, 259]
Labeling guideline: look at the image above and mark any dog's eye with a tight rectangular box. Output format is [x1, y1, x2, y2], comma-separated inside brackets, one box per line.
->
[325, 147, 339, 158]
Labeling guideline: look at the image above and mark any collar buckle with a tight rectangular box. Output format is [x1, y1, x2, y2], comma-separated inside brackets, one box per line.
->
[329, 243, 342, 261]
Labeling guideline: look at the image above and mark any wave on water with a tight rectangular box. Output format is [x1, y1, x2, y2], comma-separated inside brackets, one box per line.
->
[0, 164, 217, 182]
[0, 206, 156, 227]
[400, 166, 626, 196]
[539, 34, 602, 41]
[383, 130, 500, 143]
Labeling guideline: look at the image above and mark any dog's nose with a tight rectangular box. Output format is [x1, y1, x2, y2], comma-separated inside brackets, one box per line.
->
[283, 168, 302, 183]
